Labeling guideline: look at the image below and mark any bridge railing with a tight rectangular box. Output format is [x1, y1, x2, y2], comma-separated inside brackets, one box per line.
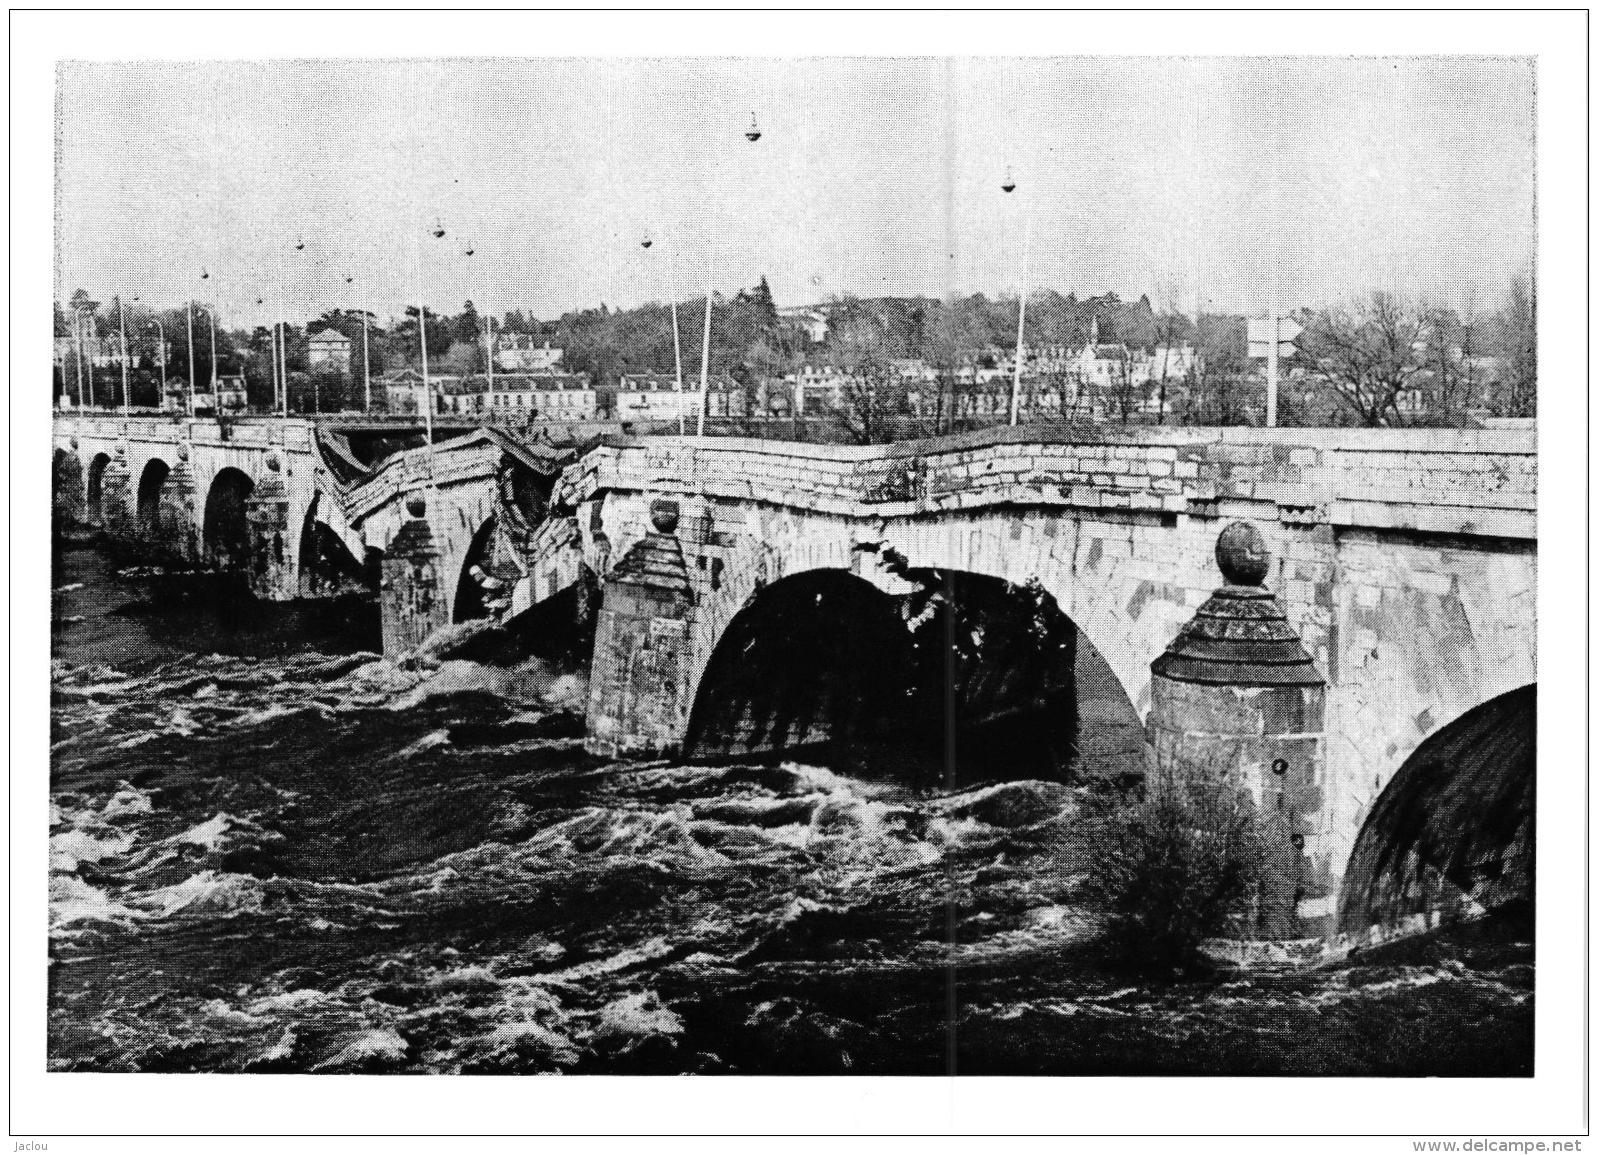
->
[564, 426, 1536, 541]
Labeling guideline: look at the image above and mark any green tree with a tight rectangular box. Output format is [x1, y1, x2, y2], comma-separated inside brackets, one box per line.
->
[453, 300, 482, 347]
[396, 306, 452, 364]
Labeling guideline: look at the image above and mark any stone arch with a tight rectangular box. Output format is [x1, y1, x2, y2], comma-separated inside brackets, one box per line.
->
[1336, 683, 1535, 940]
[824, 509, 1186, 724]
[452, 515, 499, 623]
[136, 457, 171, 539]
[202, 466, 255, 572]
[684, 569, 914, 766]
[85, 452, 112, 525]
[681, 560, 1142, 784]
[297, 492, 367, 597]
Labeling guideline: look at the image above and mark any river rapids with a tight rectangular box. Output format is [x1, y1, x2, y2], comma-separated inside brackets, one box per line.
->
[48, 547, 1533, 1075]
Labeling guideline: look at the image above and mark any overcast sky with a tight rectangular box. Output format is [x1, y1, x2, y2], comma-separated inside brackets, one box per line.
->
[55, 55, 1534, 327]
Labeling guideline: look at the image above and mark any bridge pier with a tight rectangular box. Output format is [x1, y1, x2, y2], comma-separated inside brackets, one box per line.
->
[380, 493, 449, 653]
[244, 454, 297, 600]
[1147, 521, 1330, 967]
[584, 498, 696, 758]
[53, 438, 84, 526]
[98, 446, 133, 542]
[152, 443, 201, 564]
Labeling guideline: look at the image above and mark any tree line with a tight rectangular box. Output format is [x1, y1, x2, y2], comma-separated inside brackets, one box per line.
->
[54, 274, 1535, 427]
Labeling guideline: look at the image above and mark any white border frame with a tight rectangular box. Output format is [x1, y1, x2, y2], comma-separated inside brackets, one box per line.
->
[8, 9, 1588, 1146]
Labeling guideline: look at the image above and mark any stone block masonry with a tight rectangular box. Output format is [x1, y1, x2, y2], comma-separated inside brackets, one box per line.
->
[53, 414, 1537, 958]
[568, 424, 1534, 960]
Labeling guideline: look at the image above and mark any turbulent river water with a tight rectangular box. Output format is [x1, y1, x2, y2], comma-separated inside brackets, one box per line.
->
[48, 545, 1534, 1076]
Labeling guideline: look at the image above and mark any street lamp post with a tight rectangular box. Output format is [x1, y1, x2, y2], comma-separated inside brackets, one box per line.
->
[670, 289, 685, 436]
[186, 297, 198, 416]
[468, 243, 494, 407]
[346, 274, 371, 413]
[73, 306, 89, 408]
[281, 237, 302, 425]
[418, 302, 434, 447]
[132, 294, 156, 409]
[698, 277, 713, 438]
[116, 295, 131, 417]
[149, 319, 167, 403]
[644, 234, 688, 436]
[208, 306, 219, 399]
[279, 316, 288, 418]
[1009, 216, 1031, 427]
[417, 220, 448, 470]
[201, 268, 219, 404]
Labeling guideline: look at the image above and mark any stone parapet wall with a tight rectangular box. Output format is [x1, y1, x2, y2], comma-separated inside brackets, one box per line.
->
[566, 427, 1535, 542]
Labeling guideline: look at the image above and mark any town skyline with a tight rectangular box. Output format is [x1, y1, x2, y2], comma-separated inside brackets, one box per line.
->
[55, 56, 1535, 328]
[54, 269, 1534, 340]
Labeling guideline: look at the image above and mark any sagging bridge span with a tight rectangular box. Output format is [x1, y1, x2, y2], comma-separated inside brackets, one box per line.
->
[53, 412, 1536, 964]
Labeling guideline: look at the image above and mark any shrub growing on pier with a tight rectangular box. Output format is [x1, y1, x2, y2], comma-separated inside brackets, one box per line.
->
[1085, 784, 1265, 974]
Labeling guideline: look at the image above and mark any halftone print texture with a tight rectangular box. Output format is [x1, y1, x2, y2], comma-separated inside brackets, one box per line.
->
[50, 55, 1535, 1078]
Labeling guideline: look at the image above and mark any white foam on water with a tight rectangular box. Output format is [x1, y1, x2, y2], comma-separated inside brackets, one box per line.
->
[101, 784, 154, 819]
[384, 729, 453, 764]
[133, 869, 267, 919]
[49, 828, 136, 872]
[201, 998, 267, 1027]
[523, 807, 730, 874]
[426, 965, 502, 993]
[591, 990, 684, 1044]
[49, 875, 141, 931]
[169, 812, 279, 854]
[929, 779, 1076, 828]
[313, 1027, 409, 1072]
[467, 1019, 580, 1069]
[232, 702, 319, 727]
[256, 1029, 297, 1065]
[245, 988, 333, 1015]
[533, 938, 677, 986]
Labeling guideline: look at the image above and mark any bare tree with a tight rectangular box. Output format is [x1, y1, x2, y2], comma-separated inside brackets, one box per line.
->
[1424, 296, 1480, 422]
[1300, 292, 1432, 426]
[834, 319, 905, 445]
[1149, 282, 1192, 425]
[1104, 348, 1147, 425]
[1041, 365, 1084, 422]
[1185, 314, 1251, 426]
[923, 305, 978, 436]
[1499, 275, 1536, 418]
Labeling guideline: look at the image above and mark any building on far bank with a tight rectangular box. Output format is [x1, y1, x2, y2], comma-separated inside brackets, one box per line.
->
[375, 368, 429, 414]
[438, 372, 597, 421]
[702, 374, 775, 419]
[494, 335, 563, 372]
[777, 306, 829, 345]
[190, 373, 249, 416]
[307, 327, 352, 373]
[616, 372, 688, 422]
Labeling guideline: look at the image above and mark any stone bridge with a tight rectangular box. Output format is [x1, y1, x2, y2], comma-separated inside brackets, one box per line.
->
[53, 414, 1537, 963]
[51, 414, 573, 647]
[555, 426, 1535, 961]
